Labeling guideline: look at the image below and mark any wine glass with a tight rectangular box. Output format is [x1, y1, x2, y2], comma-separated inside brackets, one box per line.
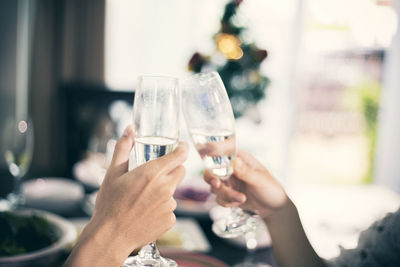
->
[1, 115, 34, 208]
[123, 76, 180, 267]
[181, 71, 256, 238]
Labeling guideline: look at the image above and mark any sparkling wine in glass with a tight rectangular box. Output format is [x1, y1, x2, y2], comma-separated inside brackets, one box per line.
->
[123, 76, 179, 267]
[182, 71, 256, 238]
[1, 115, 34, 208]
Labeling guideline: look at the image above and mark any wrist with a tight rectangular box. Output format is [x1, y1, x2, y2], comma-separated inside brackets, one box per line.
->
[66, 218, 135, 267]
[262, 196, 296, 225]
[86, 217, 137, 259]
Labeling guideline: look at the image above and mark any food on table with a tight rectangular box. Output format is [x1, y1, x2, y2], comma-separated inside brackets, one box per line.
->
[0, 211, 59, 256]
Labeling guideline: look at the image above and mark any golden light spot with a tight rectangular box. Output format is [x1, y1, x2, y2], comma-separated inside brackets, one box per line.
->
[216, 34, 243, 60]
[229, 47, 243, 60]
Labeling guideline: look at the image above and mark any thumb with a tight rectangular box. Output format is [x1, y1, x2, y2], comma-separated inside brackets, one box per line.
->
[108, 125, 135, 176]
[233, 156, 263, 185]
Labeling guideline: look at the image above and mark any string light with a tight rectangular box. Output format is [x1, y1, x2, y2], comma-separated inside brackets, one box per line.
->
[216, 33, 244, 60]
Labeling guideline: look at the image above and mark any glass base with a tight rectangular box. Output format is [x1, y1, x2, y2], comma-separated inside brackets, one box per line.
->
[7, 192, 25, 208]
[122, 255, 177, 267]
[233, 262, 272, 267]
[212, 209, 257, 238]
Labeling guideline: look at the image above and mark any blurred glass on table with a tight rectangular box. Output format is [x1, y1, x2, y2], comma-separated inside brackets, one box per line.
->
[1, 115, 34, 209]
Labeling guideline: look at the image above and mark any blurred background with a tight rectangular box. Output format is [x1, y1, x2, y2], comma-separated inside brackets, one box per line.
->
[1, 0, 400, 260]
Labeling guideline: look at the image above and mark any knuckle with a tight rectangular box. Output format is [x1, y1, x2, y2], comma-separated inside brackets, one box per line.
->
[169, 213, 176, 224]
[144, 167, 160, 181]
[144, 172, 154, 182]
[153, 165, 164, 178]
[163, 186, 175, 198]
[146, 161, 162, 176]
[170, 198, 177, 211]
[158, 183, 174, 197]
[174, 145, 188, 160]
[167, 186, 175, 197]
[165, 213, 176, 229]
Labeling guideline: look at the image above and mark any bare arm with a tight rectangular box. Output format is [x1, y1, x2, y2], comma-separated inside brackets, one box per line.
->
[264, 199, 326, 267]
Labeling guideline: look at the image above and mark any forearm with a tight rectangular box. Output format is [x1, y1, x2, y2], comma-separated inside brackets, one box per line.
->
[264, 199, 327, 267]
[64, 220, 132, 267]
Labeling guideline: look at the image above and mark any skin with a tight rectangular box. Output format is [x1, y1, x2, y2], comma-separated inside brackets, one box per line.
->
[203, 149, 327, 267]
[64, 125, 188, 267]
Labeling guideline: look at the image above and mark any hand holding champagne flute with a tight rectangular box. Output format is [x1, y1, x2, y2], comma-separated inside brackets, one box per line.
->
[181, 71, 256, 238]
[123, 76, 181, 267]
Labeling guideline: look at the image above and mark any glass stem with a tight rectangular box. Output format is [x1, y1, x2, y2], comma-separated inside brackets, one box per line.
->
[12, 177, 22, 195]
[137, 241, 161, 260]
[8, 177, 24, 207]
[228, 207, 249, 226]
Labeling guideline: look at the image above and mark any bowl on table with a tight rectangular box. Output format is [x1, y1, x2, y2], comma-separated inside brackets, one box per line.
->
[0, 209, 77, 267]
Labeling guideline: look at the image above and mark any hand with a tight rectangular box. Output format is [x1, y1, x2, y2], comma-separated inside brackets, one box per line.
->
[65, 125, 188, 267]
[204, 149, 287, 219]
[205, 150, 327, 267]
[196, 134, 235, 158]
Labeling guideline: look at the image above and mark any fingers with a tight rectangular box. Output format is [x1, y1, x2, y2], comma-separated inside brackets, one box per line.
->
[167, 197, 177, 212]
[109, 125, 135, 176]
[204, 169, 247, 207]
[233, 156, 266, 185]
[212, 184, 246, 207]
[148, 142, 189, 175]
[197, 135, 236, 157]
[236, 149, 266, 171]
[203, 150, 267, 189]
[204, 169, 221, 188]
[166, 165, 186, 189]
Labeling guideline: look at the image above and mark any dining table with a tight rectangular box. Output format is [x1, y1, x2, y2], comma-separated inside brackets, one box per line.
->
[62, 203, 277, 266]
[0, 171, 277, 267]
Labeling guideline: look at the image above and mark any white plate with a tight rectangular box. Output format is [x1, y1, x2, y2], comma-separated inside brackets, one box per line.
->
[21, 177, 85, 215]
[69, 216, 211, 253]
[72, 153, 108, 190]
[158, 218, 211, 252]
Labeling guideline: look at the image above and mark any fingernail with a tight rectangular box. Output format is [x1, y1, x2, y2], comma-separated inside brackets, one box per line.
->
[235, 195, 245, 203]
[211, 178, 220, 188]
[235, 157, 243, 171]
[123, 126, 132, 137]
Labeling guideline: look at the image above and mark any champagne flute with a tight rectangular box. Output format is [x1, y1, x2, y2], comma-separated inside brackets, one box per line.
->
[123, 76, 180, 267]
[181, 71, 256, 238]
[1, 115, 34, 208]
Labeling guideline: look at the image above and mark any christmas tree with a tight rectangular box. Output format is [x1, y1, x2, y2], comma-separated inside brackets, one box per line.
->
[188, 0, 269, 118]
